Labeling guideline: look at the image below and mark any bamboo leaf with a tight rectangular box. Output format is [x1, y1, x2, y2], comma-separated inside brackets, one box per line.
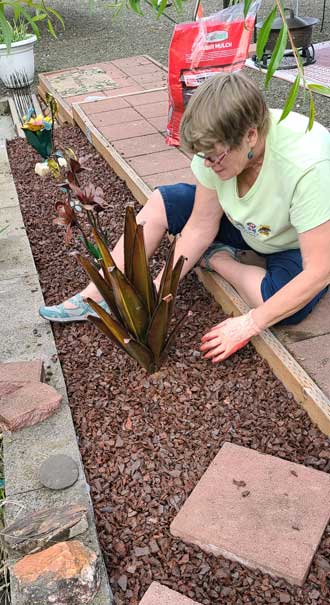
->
[256, 6, 277, 61]
[308, 83, 330, 97]
[0, 9, 13, 51]
[279, 74, 301, 122]
[88, 302, 154, 372]
[128, 0, 143, 15]
[265, 23, 288, 89]
[307, 94, 315, 131]
[109, 266, 149, 341]
[124, 205, 137, 282]
[75, 253, 119, 317]
[131, 224, 156, 316]
[147, 295, 172, 361]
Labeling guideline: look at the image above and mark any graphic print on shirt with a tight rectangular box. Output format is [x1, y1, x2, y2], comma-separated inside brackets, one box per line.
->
[226, 214, 272, 239]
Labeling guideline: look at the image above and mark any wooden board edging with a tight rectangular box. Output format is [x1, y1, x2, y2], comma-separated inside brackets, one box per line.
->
[196, 268, 330, 436]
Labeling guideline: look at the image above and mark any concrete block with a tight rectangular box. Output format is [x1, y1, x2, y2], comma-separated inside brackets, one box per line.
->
[0, 235, 37, 279]
[140, 583, 201, 605]
[0, 274, 45, 327]
[0, 205, 25, 237]
[170, 443, 330, 586]
[275, 292, 330, 344]
[3, 401, 83, 495]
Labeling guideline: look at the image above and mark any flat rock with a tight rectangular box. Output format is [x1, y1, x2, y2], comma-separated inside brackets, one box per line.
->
[139, 582, 201, 604]
[11, 540, 101, 604]
[0, 360, 44, 383]
[39, 454, 79, 490]
[0, 382, 62, 431]
[170, 443, 330, 586]
[3, 504, 88, 554]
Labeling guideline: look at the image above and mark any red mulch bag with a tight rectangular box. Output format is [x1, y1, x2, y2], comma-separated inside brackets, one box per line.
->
[166, 2, 259, 146]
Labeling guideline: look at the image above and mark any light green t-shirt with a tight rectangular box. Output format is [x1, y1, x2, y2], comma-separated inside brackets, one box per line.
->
[191, 109, 330, 254]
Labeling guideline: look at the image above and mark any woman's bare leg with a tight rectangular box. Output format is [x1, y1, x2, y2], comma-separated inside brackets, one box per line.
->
[64, 189, 168, 307]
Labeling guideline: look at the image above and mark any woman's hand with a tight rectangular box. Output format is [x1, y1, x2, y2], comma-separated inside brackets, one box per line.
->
[200, 310, 262, 362]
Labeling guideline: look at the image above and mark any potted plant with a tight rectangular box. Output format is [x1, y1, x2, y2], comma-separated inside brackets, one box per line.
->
[0, 0, 64, 87]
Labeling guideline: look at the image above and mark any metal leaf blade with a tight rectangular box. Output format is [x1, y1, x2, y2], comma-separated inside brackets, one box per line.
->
[109, 266, 149, 341]
[147, 295, 172, 361]
[158, 238, 176, 302]
[75, 253, 119, 317]
[131, 224, 156, 316]
[124, 205, 137, 282]
[88, 302, 154, 372]
[92, 228, 115, 270]
[160, 309, 190, 363]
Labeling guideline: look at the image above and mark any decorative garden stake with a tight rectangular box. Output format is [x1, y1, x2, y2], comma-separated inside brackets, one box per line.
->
[77, 206, 190, 374]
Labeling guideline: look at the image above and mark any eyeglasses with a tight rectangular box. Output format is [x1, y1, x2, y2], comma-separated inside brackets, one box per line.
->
[196, 148, 230, 165]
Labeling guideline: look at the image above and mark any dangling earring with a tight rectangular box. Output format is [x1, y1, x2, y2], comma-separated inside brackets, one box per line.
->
[247, 149, 254, 160]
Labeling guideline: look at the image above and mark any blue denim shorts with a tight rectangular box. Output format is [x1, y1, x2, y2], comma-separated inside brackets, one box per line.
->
[158, 183, 328, 326]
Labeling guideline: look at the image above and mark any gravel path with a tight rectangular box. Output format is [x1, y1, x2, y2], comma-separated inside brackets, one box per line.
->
[7, 126, 330, 605]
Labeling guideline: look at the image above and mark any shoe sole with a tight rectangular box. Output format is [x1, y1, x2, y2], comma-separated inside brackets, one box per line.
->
[39, 312, 91, 323]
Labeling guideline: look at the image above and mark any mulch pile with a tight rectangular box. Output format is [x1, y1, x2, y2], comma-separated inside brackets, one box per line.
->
[7, 127, 330, 605]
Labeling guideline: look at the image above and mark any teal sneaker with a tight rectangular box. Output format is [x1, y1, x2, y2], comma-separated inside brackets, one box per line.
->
[39, 293, 110, 323]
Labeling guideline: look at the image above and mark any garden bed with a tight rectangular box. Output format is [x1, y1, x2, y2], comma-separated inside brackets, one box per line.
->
[7, 127, 330, 605]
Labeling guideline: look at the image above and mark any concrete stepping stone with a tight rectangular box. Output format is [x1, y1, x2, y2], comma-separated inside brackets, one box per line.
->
[170, 442, 330, 586]
[0, 382, 62, 431]
[39, 454, 79, 490]
[140, 582, 201, 604]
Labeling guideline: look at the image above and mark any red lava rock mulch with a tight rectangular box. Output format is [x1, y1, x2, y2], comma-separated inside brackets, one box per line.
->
[7, 127, 330, 605]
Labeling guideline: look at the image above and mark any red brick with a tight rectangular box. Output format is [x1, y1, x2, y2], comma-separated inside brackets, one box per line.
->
[287, 334, 330, 399]
[115, 134, 168, 158]
[133, 73, 167, 86]
[140, 582, 201, 605]
[170, 443, 330, 586]
[100, 120, 157, 142]
[147, 115, 168, 132]
[136, 101, 168, 119]
[128, 149, 190, 177]
[0, 360, 43, 383]
[89, 107, 140, 128]
[111, 56, 151, 69]
[81, 97, 130, 115]
[0, 382, 62, 431]
[144, 168, 196, 189]
[118, 63, 164, 77]
[125, 90, 168, 107]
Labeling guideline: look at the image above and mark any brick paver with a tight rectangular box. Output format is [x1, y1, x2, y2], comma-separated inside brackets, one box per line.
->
[140, 582, 201, 605]
[287, 334, 330, 399]
[170, 442, 330, 586]
[115, 134, 168, 158]
[128, 149, 190, 177]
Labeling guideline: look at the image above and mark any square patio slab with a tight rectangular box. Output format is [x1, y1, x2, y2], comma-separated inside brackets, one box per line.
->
[170, 442, 330, 586]
[274, 292, 330, 344]
[140, 583, 201, 605]
[287, 334, 330, 399]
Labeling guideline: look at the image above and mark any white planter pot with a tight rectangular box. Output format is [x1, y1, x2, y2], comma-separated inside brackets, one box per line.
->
[0, 35, 37, 87]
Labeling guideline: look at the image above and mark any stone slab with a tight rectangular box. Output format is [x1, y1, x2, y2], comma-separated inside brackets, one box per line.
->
[288, 334, 330, 400]
[0, 382, 62, 431]
[170, 442, 330, 586]
[99, 119, 157, 141]
[0, 360, 43, 383]
[115, 133, 168, 158]
[128, 149, 190, 177]
[140, 583, 201, 605]
[0, 235, 37, 279]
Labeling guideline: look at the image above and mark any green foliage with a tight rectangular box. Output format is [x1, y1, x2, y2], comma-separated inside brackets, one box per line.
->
[105, 0, 185, 18]
[78, 206, 189, 374]
[0, 0, 64, 51]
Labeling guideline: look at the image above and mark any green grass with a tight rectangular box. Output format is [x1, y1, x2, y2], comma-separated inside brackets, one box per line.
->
[0, 435, 10, 605]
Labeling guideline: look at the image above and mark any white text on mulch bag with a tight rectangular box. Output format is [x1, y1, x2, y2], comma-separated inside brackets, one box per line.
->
[166, 2, 260, 146]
